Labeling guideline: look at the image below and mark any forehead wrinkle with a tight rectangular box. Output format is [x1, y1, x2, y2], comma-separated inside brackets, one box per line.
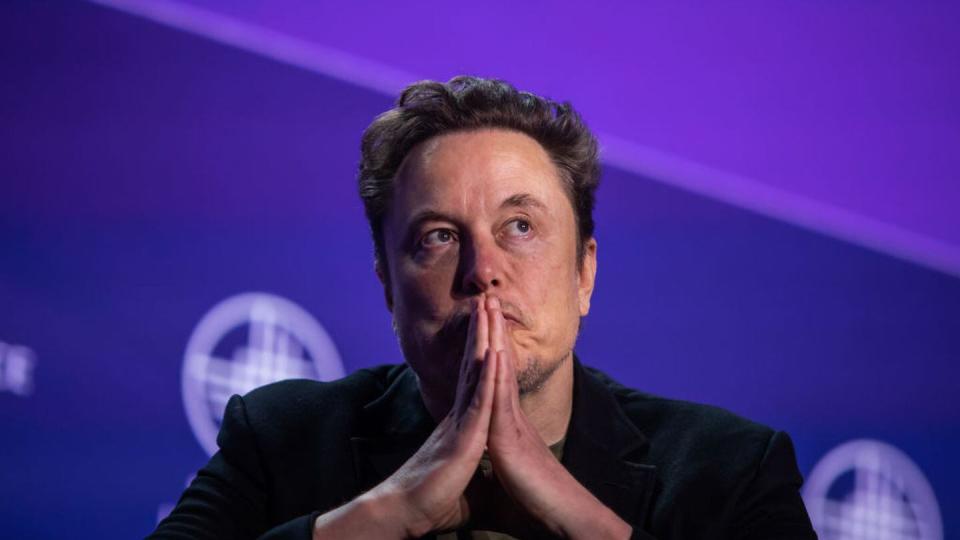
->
[432, 129, 555, 182]
[500, 192, 548, 212]
[402, 183, 487, 225]
[393, 129, 564, 234]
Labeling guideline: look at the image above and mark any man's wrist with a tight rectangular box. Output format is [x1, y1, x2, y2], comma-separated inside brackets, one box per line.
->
[589, 507, 633, 540]
[363, 484, 431, 539]
[562, 499, 632, 540]
[312, 487, 411, 540]
[550, 475, 632, 540]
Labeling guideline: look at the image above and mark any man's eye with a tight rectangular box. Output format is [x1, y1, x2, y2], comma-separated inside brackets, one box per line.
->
[420, 229, 456, 247]
[505, 219, 532, 237]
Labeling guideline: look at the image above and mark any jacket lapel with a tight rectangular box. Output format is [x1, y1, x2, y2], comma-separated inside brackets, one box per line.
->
[562, 358, 657, 530]
[350, 367, 436, 492]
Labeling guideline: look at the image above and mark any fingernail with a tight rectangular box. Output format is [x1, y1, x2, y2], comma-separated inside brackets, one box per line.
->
[487, 296, 500, 310]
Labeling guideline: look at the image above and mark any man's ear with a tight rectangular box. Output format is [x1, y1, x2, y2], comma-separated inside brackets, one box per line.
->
[577, 237, 597, 317]
[375, 258, 394, 312]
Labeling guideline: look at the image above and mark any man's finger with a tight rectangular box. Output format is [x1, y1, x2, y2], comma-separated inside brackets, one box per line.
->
[487, 295, 505, 353]
[462, 348, 497, 433]
[474, 293, 488, 362]
[464, 295, 489, 405]
[458, 297, 479, 381]
[492, 349, 517, 417]
[455, 295, 490, 420]
[498, 338, 521, 407]
[474, 348, 497, 411]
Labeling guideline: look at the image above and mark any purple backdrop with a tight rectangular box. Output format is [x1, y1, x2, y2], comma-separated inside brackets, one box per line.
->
[1, 2, 957, 538]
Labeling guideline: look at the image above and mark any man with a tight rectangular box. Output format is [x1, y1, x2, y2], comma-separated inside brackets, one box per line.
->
[151, 77, 816, 539]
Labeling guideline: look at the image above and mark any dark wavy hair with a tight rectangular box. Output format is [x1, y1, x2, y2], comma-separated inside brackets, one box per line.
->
[359, 76, 600, 272]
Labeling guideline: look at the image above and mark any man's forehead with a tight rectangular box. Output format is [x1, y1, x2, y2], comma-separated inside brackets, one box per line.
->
[392, 129, 564, 212]
[413, 127, 550, 161]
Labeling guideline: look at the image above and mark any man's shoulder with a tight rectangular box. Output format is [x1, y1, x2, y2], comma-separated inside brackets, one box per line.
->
[244, 363, 406, 400]
[583, 365, 777, 463]
[235, 363, 408, 433]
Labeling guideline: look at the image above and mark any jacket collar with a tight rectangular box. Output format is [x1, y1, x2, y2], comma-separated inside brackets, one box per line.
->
[349, 358, 656, 528]
[561, 356, 657, 529]
[349, 365, 435, 492]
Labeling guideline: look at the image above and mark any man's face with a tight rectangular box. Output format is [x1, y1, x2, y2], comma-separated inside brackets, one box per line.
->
[379, 128, 597, 407]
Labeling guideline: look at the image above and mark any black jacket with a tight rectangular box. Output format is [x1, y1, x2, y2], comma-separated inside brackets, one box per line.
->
[149, 359, 816, 539]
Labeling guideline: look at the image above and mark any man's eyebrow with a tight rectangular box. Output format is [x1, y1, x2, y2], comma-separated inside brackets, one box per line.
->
[405, 209, 455, 231]
[500, 193, 547, 211]
[404, 194, 544, 232]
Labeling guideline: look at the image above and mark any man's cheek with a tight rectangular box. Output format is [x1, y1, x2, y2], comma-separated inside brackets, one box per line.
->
[409, 262, 457, 302]
[396, 276, 445, 319]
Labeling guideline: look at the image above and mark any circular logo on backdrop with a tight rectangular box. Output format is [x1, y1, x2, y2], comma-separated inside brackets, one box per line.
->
[803, 439, 942, 540]
[182, 292, 345, 456]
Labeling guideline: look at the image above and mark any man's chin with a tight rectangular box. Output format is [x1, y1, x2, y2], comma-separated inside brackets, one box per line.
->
[516, 351, 571, 396]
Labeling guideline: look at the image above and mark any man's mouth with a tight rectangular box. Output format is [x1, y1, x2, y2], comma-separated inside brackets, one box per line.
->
[502, 312, 523, 327]
[500, 304, 528, 330]
[431, 301, 528, 353]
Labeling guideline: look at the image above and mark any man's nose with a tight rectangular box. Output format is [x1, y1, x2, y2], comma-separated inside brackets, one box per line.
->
[458, 235, 503, 295]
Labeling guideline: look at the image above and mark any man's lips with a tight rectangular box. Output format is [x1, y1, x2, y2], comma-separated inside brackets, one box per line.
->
[501, 311, 525, 328]
[497, 300, 530, 330]
[477, 298, 527, 329]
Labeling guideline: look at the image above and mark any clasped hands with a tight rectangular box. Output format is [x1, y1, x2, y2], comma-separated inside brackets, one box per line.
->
[357, 294, 631, 539]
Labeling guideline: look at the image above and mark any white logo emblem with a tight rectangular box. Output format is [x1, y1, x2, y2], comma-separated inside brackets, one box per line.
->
[0, 340, 36, 397]
[182, 292, 344, 455]
[803, 439, 942, 540]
